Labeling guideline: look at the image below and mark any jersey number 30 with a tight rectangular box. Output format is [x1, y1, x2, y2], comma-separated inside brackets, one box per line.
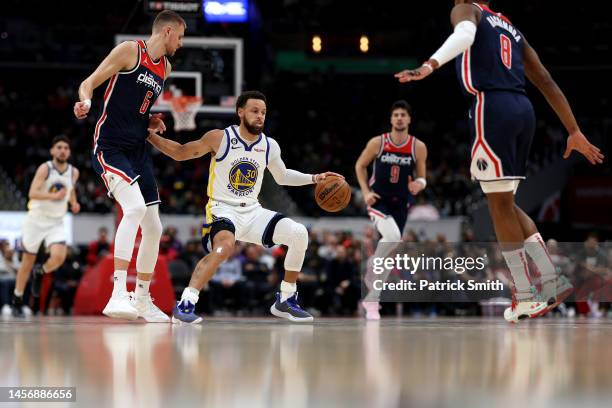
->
[500, 34, 512, 69]
[139, 91, 154, 114]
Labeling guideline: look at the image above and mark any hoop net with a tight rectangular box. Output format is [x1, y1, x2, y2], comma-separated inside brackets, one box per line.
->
[165, 95, 202, 131]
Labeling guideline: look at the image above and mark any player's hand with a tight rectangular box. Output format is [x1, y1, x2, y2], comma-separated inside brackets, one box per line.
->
[395, 63, 434, 83]
[148, 113, 167, 135]
[408, 176, 425, 195]
[364, 191, 381, 206]
[73, 101, 90, 119]
[313, 172, 344, 183]
[51, 189, 67, 200]
[71, 201, 81, 214]
[563, 131, 604, 165]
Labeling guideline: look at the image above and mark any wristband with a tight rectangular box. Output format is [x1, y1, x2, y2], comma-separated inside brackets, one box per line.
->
[312, 174, 317, 183]
[83, 99, 92, 108]
[422, 62, 434, 73]
[415, 177, 427, 189]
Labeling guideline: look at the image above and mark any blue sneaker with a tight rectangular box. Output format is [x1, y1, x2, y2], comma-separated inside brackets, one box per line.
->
[270, 292, 314, 322]
[172, 300, 203, 325]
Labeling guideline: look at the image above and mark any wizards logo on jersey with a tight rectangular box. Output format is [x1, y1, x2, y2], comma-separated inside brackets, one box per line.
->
[227, 158, 259, 196]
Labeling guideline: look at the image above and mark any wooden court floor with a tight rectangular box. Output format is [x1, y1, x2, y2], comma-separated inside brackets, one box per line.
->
[1, 316, 611, 408]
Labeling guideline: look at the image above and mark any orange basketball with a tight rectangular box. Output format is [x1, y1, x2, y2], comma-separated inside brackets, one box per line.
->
[315, 175, 351, 212]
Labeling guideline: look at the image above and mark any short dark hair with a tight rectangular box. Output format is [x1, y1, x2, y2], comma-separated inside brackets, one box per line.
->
[153, 10, 186, 32]
[236, 91, 267, 113]
[51, 135, 70, 147]
[390, 100, 412, 116]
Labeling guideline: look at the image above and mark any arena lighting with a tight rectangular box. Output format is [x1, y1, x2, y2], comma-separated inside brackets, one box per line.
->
[360, 35, 369, 53]
[204, 0, 249, 23]
[312, 35, 322, 53]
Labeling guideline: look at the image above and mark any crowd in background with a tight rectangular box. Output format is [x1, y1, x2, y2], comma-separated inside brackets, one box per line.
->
[2, 228, 611, 318]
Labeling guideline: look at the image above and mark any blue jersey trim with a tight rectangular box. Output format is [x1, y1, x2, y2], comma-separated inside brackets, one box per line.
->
[215, 129, 231, 162]
[265, 136, 270, 166]
[231, 125, 262, 151]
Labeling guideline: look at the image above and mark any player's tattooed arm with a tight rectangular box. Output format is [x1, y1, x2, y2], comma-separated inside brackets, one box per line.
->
[147, 129, 223, 161]
[29, 164, 64, 201]
[524, 39, 604, 165]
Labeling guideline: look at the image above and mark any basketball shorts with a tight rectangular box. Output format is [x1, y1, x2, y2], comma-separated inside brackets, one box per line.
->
[92, 144, 160, 206]
[469, 91, 535, 183]
[368, 197, 410, 234]
[21, 212, 66, 254]
[201, 200, 286, 253]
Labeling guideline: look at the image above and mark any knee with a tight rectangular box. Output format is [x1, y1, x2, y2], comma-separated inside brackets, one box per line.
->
[141, 213, 163, 239]
[48, 253, 66, 267]
[290, 223, 309, 251]
[214, 240, 235, 261]
[381, 229, 401, 243]
[123, 201, 147, 222]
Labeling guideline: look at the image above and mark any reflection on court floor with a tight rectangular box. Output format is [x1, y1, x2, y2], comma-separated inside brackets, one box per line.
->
[1, 317, 611, 408]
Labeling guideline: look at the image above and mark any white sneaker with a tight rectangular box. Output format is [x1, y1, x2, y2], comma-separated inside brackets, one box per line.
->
[103, 292, 139, 320]
[362, 301, 381, 320]
[504, 300, 548, 323]
[132, 293, 170, 323]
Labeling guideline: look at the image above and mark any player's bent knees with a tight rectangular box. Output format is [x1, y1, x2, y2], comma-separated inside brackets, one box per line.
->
[273, 219, 308, 251]
[213, 241, 234, 261]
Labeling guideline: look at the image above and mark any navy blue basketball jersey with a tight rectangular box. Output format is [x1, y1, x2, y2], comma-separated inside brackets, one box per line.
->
[455, 3, 526, 97]
[369, 133, 417, 203]
[93, 40, 166, 152]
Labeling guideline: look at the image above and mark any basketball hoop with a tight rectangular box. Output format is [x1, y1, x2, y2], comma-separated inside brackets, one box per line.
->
[164, 95, 202, 132]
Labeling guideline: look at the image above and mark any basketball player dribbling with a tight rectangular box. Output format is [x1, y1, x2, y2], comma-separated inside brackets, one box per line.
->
[395, 0, 604, 322]
[72, 11, 186, 322]
[12, 136, 80, 317]
[147, 91, 343, 323]
[355, 100, 428, 320]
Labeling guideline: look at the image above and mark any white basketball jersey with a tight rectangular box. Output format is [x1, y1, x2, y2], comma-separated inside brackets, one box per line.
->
[207, 125, 271, 207]
[28, 161, 74, 218]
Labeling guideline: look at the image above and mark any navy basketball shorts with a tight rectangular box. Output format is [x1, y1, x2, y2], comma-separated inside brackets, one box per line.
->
[368, 197, 410, 234]
[468, 91, 535, 185]
[92, 144, 160, 206]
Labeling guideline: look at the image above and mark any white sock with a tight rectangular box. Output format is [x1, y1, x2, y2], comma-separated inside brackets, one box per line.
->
[181, 287, 200, 305]
[135, 278, 151, 297]
[112, 270, 127, 296]
[501, 248, 532, 299]
[280, 280, 297, 302]
[525, 233, 556, 282]
[14, 289, 24, 297]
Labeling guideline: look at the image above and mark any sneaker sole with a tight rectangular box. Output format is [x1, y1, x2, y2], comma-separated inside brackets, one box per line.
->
[171, 316, 203, 325]
[270, 305, 314, 322]
[138, 316, 171, 323]
[103, 309, 139, 320]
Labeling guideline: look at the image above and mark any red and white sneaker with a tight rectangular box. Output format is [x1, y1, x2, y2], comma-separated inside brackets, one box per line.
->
[504, 288, 548, 323]
[362, 301, 381, 320]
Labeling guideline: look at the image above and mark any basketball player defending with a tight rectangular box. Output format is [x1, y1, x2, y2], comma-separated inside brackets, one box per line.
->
[355, 100, 428, 320]
[395, 0, 604, 322]
[72, 11, 186, 322]
[11, 136, 80, 317]
[147, 91, 343, 323]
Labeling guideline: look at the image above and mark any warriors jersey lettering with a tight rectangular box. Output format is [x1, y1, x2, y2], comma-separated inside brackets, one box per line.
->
[28, 162, 75, 219]
[207, 126, 274, 207]
[93, 40, 166, 152]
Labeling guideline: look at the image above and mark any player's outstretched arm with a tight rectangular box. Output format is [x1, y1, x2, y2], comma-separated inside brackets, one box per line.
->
[355, 136, 382, 206]
[28, 164, 65, 201]
[74, 41, 138, 119]
[267, 138, 342, 186]
[147, 129, 223, 161]
[408, 140, 428, 195]
[395, 4, 479, 83]
[524, 39, 604, 164]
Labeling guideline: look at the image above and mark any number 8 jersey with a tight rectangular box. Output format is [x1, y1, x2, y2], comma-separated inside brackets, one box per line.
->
[455, 2, 525, 97]
[93, 40, 166, 153]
